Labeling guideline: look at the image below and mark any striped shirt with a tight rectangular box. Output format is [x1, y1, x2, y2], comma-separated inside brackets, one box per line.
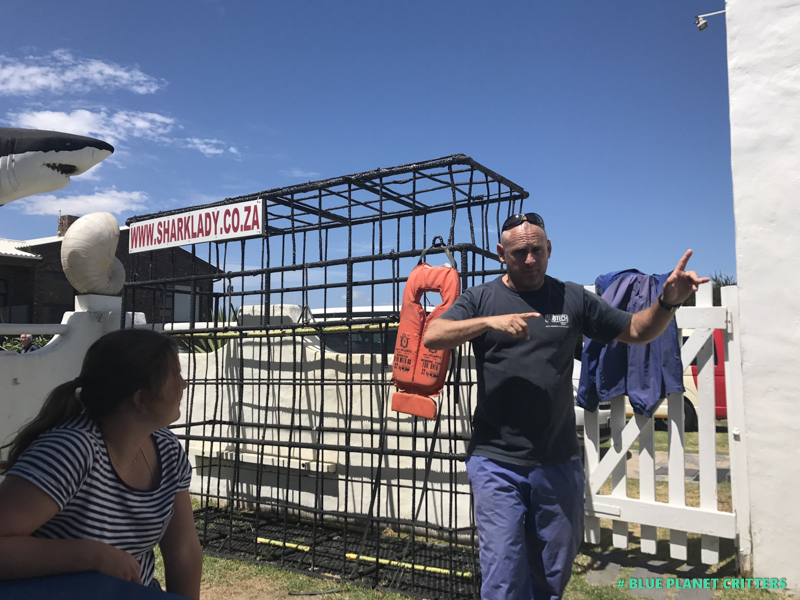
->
[8, 413, 192, 588]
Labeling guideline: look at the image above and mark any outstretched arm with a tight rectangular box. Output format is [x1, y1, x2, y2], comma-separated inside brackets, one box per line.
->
[424, 311, 541, 350]
[616, 249, 710, 345]
[159, 490, 203, 600]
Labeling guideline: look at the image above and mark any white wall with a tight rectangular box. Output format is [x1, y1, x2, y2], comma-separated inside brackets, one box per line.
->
[0, 295, 121, 455]
[726, 0, 800, 588]
[178, 304, 475, 537]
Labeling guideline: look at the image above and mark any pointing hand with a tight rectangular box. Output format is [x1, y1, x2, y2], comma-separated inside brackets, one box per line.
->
[662, 250, 711, 305]
[487, 312, 541, 340]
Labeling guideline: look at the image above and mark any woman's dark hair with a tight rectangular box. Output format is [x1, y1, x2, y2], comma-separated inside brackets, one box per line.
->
[0, 329, 178, 473]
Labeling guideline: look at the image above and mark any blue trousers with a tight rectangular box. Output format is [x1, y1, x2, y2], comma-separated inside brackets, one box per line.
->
[465, 455, 584, 600]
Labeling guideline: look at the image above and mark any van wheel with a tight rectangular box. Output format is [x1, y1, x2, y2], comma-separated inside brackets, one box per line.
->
[684, 398, 698, 432]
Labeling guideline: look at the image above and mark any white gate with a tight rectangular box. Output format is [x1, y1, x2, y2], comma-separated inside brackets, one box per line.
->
[582, 285, 751, 572]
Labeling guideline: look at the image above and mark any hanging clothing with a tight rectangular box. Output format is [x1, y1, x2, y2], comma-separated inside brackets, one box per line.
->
[577, 269, 684, 417]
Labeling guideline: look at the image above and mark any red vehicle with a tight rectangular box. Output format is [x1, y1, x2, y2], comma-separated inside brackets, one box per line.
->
[685, 328, 728, 422]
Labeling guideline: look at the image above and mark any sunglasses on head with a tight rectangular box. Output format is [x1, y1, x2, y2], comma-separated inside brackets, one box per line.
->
[501, 213, 546, 232]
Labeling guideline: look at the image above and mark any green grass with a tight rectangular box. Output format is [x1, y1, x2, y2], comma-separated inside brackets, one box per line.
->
[154, 501, 781, 600]
[175, 471, 763, 599]
[596, 478, 732, 513]
[628, 431, 729, 455]
[161, 498, 434, 598]
[154, 547, 417, 599]
[601, 426, 730, 455]
[201, 553, 409, 598]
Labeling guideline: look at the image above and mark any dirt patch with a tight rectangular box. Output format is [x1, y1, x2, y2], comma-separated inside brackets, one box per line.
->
[202, 578, 289, 600]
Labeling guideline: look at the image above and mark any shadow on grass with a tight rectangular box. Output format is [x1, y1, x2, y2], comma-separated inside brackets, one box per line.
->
[577, 525, 738, 579]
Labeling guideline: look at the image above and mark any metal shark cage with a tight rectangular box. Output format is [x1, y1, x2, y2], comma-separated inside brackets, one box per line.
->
[123, 154, 528, 599]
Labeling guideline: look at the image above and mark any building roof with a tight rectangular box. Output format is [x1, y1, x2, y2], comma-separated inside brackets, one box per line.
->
[13, 226, 130, 250]
[17, 234, 63, 248]
[0, 238, 41, 261]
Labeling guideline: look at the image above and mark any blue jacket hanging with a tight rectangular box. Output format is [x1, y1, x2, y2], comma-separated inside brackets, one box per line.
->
[577, 269, 684, 417]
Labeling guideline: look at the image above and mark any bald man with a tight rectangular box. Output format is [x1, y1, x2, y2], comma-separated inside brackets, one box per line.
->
[424, 213, 708, 600]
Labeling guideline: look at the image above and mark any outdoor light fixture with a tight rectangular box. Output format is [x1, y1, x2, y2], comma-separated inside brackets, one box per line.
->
[695, 10, 725, 31]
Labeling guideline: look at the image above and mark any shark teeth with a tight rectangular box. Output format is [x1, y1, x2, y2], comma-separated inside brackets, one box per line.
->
[45, 163, 78, 176]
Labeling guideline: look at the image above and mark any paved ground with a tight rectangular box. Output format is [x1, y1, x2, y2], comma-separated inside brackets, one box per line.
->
[585, 549, 721, 600]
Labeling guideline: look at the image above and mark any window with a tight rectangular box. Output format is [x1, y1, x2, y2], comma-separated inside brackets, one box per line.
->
[172, 285, 202, 323]
[41, 271, 76, 323]
[323, 330, 398, 355]
[9, 305, 29, 323]
[0, 279, 7, 323]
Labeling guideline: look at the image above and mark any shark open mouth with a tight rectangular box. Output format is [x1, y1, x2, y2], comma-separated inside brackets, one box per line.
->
[45, 163, 79, 176]
[1, 127, 115, 206]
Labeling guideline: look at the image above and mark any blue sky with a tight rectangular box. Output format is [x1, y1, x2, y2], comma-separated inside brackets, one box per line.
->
[1, 1, 732, 287]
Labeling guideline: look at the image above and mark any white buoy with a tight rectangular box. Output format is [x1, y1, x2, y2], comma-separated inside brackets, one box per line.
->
[61, 212, 125, 295]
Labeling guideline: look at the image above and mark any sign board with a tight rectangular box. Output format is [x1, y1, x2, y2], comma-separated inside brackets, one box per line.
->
[128, 199, 263, 253]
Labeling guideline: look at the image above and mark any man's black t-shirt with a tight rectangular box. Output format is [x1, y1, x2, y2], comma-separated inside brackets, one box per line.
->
[441, 275, 631, 466]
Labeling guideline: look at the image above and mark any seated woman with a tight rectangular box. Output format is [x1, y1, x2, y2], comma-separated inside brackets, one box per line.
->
[0, 329, 202, 599]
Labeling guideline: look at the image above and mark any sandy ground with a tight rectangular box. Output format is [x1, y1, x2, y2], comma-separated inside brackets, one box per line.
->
[202, 581, 289, 600]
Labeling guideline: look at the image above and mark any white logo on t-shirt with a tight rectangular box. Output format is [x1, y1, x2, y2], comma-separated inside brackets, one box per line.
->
[544, 314, 569, 327]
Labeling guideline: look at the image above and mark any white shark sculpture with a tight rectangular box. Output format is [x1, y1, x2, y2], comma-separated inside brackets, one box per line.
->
[0, 127, 114, 207]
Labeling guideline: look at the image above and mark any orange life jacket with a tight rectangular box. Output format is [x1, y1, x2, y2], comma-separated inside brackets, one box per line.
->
[392, 241, 460, 419]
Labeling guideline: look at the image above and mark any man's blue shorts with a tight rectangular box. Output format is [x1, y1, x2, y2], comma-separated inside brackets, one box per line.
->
[465, 455, 584, 600]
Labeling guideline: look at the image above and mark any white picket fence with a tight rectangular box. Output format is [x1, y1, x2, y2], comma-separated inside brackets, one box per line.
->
[582, 284, 751, 571]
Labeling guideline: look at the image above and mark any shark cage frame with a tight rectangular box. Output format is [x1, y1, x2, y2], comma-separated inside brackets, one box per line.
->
[123, 154, 528, 599]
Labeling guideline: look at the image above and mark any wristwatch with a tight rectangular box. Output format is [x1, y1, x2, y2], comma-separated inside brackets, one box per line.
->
[657, 294, 681, 311]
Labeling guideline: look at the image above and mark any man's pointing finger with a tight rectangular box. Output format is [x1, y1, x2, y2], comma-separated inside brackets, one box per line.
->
[675, 249, 693, 273]
[520, 312, 541, 319]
